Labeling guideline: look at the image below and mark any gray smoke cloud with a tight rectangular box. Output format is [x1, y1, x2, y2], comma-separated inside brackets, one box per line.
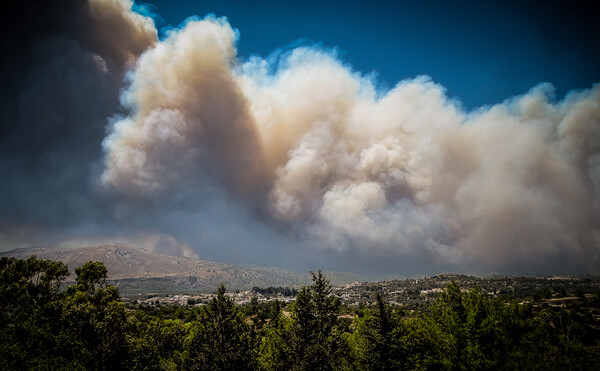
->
[0, 0, 159, 248]
[1, 5, 599, 276]
[100, 16, 600, 275]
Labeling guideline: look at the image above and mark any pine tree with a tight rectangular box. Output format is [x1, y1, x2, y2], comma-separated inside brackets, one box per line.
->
[289, 270, 348, 370]
[184, 284, 257, 370]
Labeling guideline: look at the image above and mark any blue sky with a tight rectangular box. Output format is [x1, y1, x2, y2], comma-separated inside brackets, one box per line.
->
[141, 0, 599, 109]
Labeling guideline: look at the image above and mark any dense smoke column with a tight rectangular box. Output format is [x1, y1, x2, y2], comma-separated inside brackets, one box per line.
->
[101, 17, 268, 203]
[0, 0, 155, 235]
[0, 3, 598, 274]
[103, 18, 600, 273]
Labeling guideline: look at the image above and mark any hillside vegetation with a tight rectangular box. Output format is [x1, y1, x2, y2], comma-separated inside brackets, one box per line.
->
[2, 255, 600, 370]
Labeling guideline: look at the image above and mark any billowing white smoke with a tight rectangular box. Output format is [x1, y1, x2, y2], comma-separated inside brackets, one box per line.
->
[102, 16, 600, 272]
[102, 17, 265, 198]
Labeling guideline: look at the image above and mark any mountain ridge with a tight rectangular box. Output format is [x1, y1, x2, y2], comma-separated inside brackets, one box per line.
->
[0, 243, 361, 293]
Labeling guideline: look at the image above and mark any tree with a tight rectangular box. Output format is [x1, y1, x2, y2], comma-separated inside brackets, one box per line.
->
[258, 302, 293, 371]
[288, 270, 349, 370]
[351, 291, 400, 370]
[61, 260, 129, 369]
[184, 284, 257, 370]
[0, 256, 69, 369]
[73, 260, 108, 296]
[0, 255, 68, 315]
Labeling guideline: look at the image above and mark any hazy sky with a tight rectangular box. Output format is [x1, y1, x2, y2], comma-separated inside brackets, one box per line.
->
[1, 0, 599, 278]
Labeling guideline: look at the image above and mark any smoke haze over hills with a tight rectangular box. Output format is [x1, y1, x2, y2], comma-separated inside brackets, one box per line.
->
[1, 0, 599, 277]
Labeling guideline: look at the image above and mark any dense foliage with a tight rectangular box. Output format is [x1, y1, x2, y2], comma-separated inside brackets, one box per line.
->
[1, 256, 599, 370]
[252, 286, 298, 298]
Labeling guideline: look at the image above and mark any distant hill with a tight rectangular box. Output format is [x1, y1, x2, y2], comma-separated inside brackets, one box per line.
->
[0, 243, 360, 295]
[1, 243, 209, 280]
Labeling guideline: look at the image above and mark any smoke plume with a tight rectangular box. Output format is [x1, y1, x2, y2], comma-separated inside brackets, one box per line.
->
[101, 16, 600, 274]
[0, 0, 156, 245]
[1, 3, 599, 275]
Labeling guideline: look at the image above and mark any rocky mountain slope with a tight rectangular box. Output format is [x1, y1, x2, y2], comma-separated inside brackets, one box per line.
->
[1, 243, 359, 293]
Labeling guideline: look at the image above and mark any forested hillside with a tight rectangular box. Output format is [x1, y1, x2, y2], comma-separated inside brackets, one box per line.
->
[1, 256, 599, 370]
